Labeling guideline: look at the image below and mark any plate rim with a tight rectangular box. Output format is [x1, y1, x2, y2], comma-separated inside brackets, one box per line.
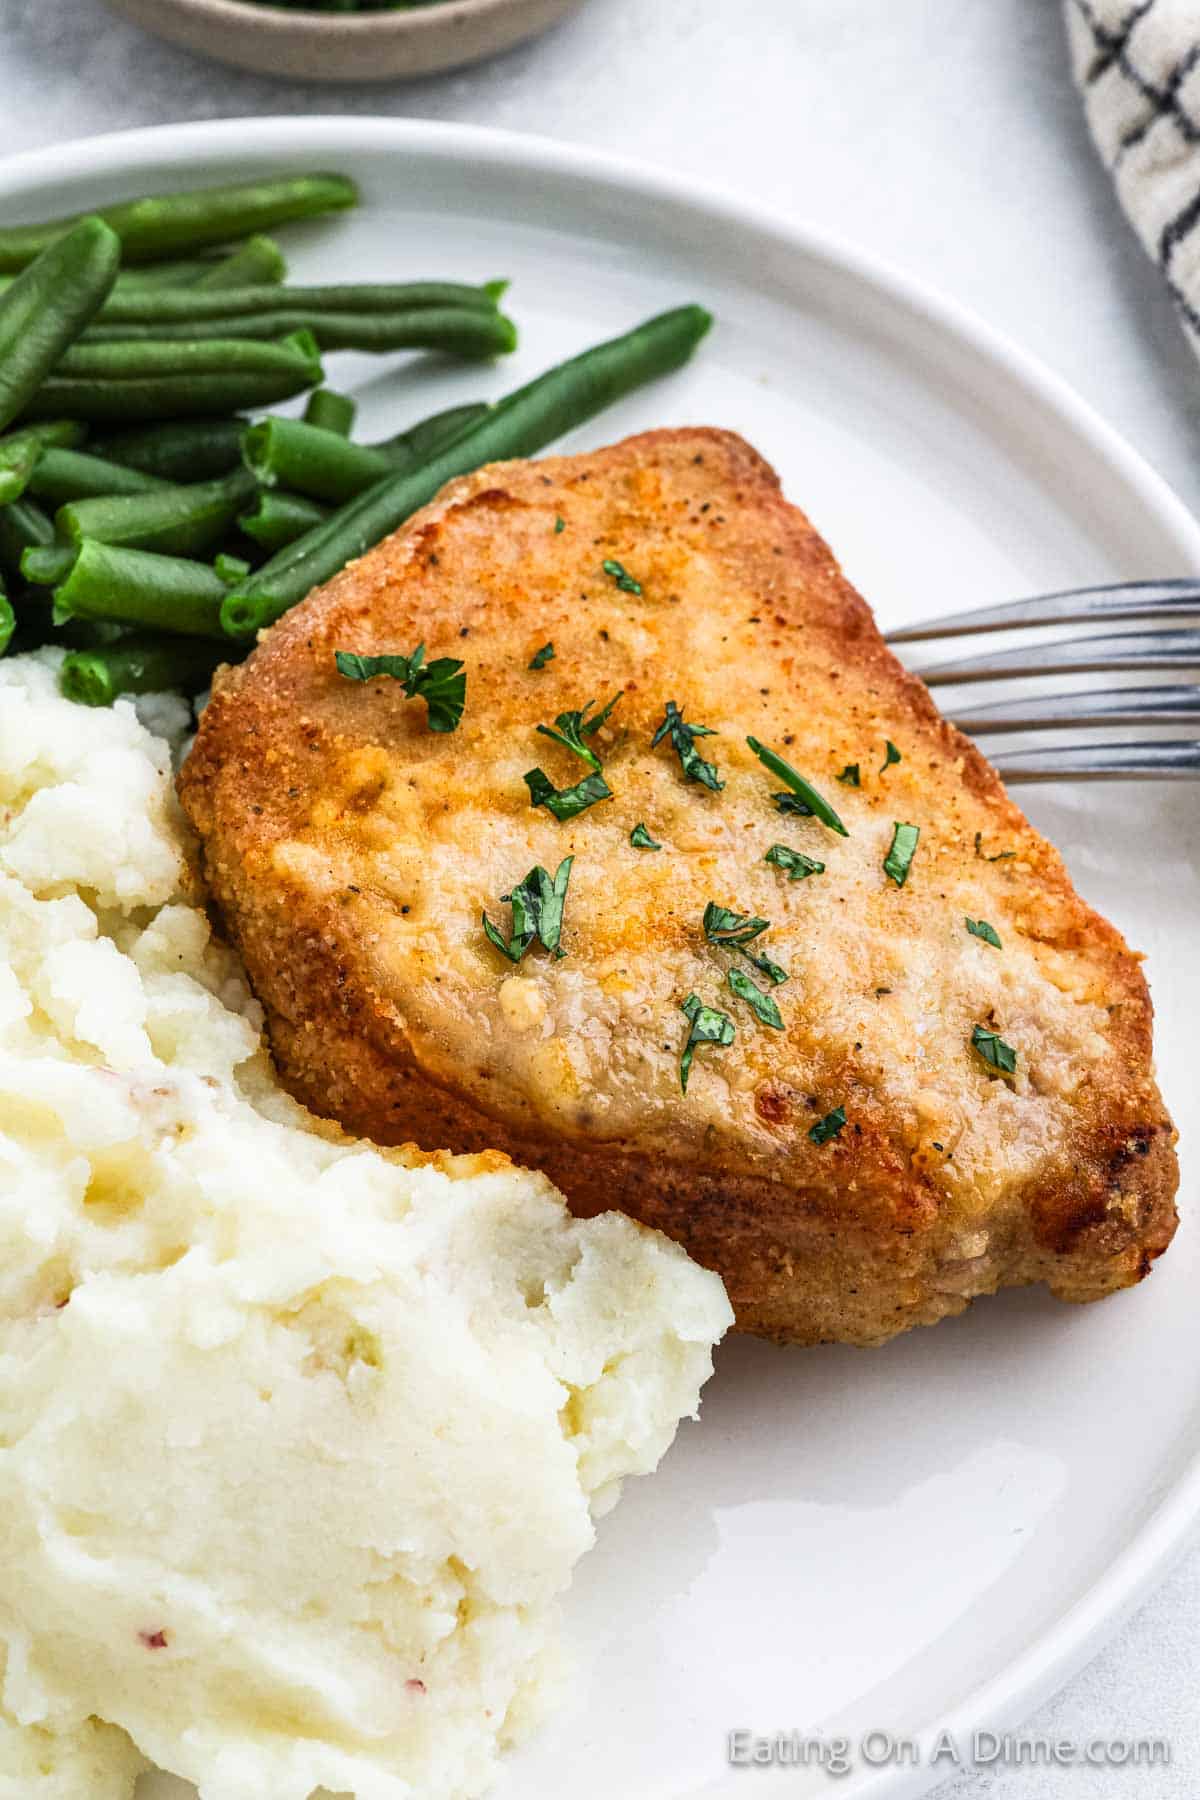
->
[1, 114, 1196, 1797]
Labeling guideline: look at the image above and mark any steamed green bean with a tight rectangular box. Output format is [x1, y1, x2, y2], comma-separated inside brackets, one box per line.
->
[376, 400, 491, 460]
[83, 305, 518, 358]
[60, 635, 230, 707]
[239, 489, 329, 553]
[244, 399, 492, 504]
[194, 236, 287, 289]
[0, 421, 87, 505]
[0, 496, 55, 579]
[28, 449, 168, 507]
[95, 280, 502, 324]
[23, 331, 323, 424]
[51, 540, 231, 638]
[0, 172, 358, 272]
[91, 418, 247, 482]
[242, 416, 393, 502]
[304, 388, 356, 436]
[0, 216, 120, 432]
[58, 467, 258, 558]
[21, 544, 78, 587]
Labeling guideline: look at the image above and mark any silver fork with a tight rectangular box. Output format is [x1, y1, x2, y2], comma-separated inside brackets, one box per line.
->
[885, 579, 1200, 780]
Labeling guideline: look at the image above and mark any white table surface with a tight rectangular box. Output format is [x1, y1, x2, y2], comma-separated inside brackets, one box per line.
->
[3, 1, 1197, 1793]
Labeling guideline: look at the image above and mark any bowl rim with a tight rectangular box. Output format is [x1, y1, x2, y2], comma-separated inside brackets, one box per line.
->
[128, 0, 555, 34]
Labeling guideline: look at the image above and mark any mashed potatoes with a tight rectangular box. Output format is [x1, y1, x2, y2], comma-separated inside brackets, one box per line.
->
[0, 656, 731, 1800]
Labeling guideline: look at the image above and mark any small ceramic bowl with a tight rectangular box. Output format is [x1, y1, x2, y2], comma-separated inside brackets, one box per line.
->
[103, 0, 587, 83]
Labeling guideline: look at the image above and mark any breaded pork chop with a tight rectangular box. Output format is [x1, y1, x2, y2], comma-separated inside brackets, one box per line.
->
[180, 428, 1178, 1346]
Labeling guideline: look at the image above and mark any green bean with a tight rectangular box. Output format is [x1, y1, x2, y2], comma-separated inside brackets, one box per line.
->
[60, 636, 230, 707]
[96, 280, 500, 325]
[0, 497, 55, 579]
[51, 540, 230, 638]
[376, 400, 490, 461]
[239, 489, 328, 553]
[0, 422, 87, 506]
[304, 388, 355, 436]
[0, 591, 13, 658]
[101, 244, 287, 294]
[0, 216, 121, 433]
[58, 467, 258, 558]
[222, 305, 712, 638]
[53, 329, 320, 382]
[242, 416, 393, 503]
[0, 245, 295, 305]
[101, 243, 287, 294]
[22, 544, 78, 586]
[113, 258, 221, 290]
[83, 306, 518, 358]
[23, 331, 323, 424]
[0, 172, 358, 272]
[90, 418, 246, 481]
[28, 449, 169, 507]
[194, 236, 287, 289]
[244, 399, 491, 504]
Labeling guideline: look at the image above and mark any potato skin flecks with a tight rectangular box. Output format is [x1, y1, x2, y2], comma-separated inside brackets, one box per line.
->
[180, 428, 1179, 1346]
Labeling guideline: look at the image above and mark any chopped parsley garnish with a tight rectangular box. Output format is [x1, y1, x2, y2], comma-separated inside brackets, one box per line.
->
[335, 644, 466, 734]
[883, 821, 920, 886]
[966, 917, 1002, 949]
[679, 993, 736, 1093]
[972, 1023, 1017, 1076]
[743, 947, 789, 987]
[528, 642, 555, 671]
[525, 692, 621, 818]
[809, 1106, 847, 1146]
[703, 902, 789, 987]
[880, 740, 901, 773]
[702, 902, 769, 948]
[765, 844, 825, 881]
[554, 515, 566, 533]
[524, 767, 612, 822]
[652, 700, 723, 792]
[603, 558, 642, 595]
[837, 764, 860, 787]
[773, 792, 813, 817]
[745, 737, 848, 837]
[974, 831, 1015, 862]
[727, 965, 784, 1030]
[482, 857, 573, 963]
[630, 822, 662, 850]
[535, 692, 622, 773]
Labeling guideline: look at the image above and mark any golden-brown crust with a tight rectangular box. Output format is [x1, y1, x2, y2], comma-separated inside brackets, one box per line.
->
[180, 427, 1179, 1346]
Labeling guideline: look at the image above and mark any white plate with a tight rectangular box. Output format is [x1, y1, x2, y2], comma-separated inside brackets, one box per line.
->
[1, 119, 1196, 1800]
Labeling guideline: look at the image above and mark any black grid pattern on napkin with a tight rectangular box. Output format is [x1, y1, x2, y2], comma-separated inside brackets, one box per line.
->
[1070, 0, 1200, 341]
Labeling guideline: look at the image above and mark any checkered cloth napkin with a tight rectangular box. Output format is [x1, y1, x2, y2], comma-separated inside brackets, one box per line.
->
[1066, 0, 1200, 346]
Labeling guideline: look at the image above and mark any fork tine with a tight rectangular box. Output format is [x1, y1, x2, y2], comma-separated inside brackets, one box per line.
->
[918, 629, 1200, 683]
[949, 684, 1200, 732]
[886, 579, 1200, 643]
[989, 740, 1200, 781]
